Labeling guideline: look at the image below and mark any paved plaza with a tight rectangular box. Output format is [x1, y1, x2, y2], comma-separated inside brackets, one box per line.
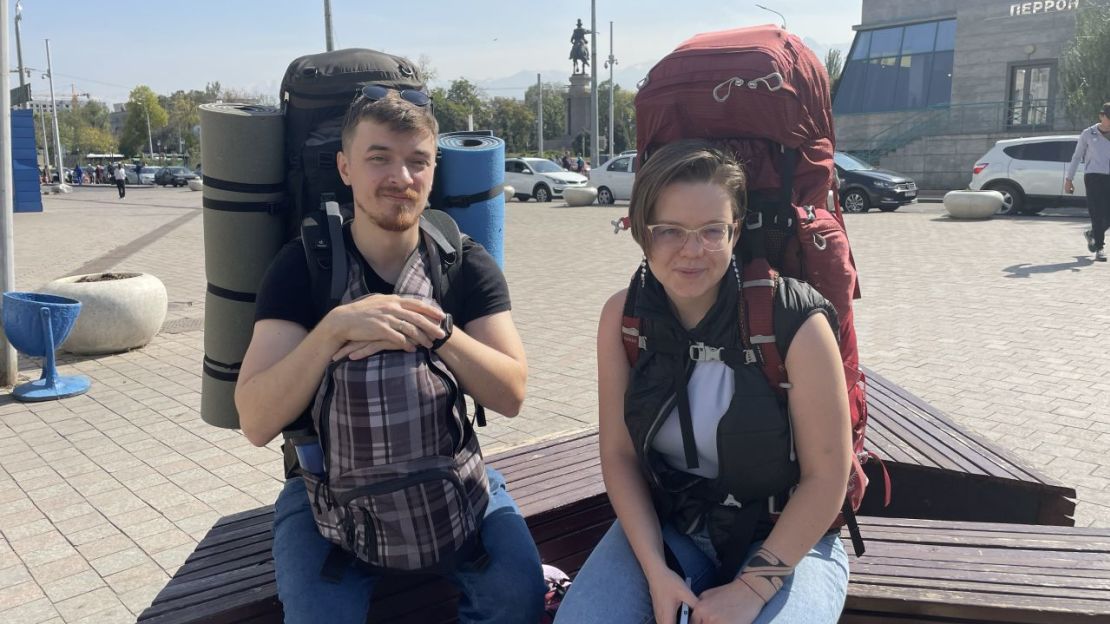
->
[0, 185, 1108, 622]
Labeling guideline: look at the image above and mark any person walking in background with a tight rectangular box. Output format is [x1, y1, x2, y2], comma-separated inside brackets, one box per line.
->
[1066, 102, 1110, 262]
[113, 162, 126, 198]
[73, 164, 83, 186]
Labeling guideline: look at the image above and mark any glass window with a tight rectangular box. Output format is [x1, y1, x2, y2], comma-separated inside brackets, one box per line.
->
[1003, 145, 1026, 159]
[893, 54, 934, 110]
[607, 157, 630, 172]
[868, 27, 903, 58]
[833, 60, 868, 113]
[926, 51, 953, 106]
[850, 31, 871, 60]
[505, 161, 520, 173]
[901, 22, 937, 55]
[1059, 141, 1079, 162]
[1020, 142, 1061, 162]
[934, 20, 956, 51]
[863, 57, 899, 111]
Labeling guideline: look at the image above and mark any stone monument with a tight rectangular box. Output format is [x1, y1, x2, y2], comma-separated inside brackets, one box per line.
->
[564, 19, 594, 157]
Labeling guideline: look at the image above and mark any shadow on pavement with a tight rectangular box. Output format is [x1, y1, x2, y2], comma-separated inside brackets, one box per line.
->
[1003, 256, 1095, 278]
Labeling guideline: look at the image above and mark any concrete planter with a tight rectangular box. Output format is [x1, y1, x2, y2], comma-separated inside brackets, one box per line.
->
[41, 272, 168, 355]
[187, 179, 204, 191]
[944, 190, 1002, 219]
[563, 187, 598, 207]
[503, 185, 515, 202]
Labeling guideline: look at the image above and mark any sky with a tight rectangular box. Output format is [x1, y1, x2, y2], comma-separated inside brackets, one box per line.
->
[5, 0, 862, 105]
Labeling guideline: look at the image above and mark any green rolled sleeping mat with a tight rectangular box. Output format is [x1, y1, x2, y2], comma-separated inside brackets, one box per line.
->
[199, 103, 284, 429]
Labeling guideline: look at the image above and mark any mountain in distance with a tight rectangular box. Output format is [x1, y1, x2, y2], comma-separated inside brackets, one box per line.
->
[449, 39, 851, 101]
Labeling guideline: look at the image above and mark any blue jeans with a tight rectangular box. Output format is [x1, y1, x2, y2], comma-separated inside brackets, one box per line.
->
[554, 520, 848, 623]
[273, 467, 545, 624]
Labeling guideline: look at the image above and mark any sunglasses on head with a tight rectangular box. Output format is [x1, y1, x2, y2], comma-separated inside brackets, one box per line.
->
[360, 84, 432, 108]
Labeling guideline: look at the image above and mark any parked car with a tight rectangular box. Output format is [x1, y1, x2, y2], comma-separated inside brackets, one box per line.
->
[504, 157, 588, 202]
[124, 166, 159, 185]
[969, 135, 1086, 215]
[155, 166, 200, 187]
[591, 153, 636, 204]
[834, 152, 918, 213]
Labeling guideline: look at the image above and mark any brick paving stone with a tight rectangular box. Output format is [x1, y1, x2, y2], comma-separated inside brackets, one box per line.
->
[39, 570, 105, 603]
[27, 555, 93, 586]
[0, 597, 60, 623]
[53, 586, 127, 622]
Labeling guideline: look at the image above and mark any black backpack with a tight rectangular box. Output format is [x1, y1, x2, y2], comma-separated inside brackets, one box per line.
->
[280, 48, 424, 237]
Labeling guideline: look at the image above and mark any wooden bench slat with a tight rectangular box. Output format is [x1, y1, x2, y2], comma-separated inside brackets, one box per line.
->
[865, 369, 1053, 487]
[842, 589, 1110, 624]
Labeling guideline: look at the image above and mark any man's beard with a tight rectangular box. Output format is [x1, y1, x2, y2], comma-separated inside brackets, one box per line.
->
[363, 188, 423, 232]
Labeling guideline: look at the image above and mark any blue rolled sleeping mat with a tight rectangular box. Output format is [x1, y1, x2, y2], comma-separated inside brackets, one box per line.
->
[431, 132, 505, 267]
[198, 103, 285, 429]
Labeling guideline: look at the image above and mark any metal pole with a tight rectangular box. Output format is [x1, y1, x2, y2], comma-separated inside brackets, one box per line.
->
[45, 40, 64, 184]
[144, 104, 153, 157]
[323, 0, 334, 51]
[14, 0, 26, 110]
[590, 0, 599, 170]
[606, 21, 617, 161]
[39, 109, 50, 181]
[1, 0, 19, 386]
[536, 74, 544, 157]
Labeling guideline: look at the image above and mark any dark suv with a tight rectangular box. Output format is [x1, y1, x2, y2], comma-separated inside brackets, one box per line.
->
[154, 166, 199, 187]
[834, 152, 918, 213]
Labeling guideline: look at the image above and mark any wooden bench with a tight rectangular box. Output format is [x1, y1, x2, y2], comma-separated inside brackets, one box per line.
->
[137, 372, 1083, 623]
[841, 517, 1110, 623]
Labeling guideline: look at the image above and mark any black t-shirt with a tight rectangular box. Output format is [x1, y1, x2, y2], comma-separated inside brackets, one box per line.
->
[254, 230, 511, 329]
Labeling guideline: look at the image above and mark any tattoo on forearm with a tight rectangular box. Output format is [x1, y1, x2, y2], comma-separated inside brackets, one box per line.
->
[739, 548, 793, 603]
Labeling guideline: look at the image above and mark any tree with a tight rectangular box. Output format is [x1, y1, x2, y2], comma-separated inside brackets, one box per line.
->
[597, 81, 637, 156]
[487, 97, 535, 153]
[432, 79, 490, 133]
[824, 48, 844, 93]
[523, 82, 567, 147]
[417, 54, 438, 83]
[120, 86, 168, 157]
[1062, 1, 1110, 125]
[76, 126, 117, 155]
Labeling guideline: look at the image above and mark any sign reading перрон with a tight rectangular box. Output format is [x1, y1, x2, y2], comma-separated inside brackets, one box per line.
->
[1010, 0, 1080, 16]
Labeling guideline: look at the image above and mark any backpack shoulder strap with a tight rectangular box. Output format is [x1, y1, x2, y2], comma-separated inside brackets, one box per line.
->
[301, 201, 348, 321]
[419, 208, 465, 304]
[739, 258, 788, 401]
[620, 267, 644, 366]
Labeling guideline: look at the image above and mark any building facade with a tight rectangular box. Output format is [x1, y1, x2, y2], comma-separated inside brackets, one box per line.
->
[834, 0, 1087, 189]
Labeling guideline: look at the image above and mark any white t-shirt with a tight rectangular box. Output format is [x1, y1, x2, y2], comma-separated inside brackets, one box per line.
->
[650, 361, 733, 479]
[113, 166, 125, 181]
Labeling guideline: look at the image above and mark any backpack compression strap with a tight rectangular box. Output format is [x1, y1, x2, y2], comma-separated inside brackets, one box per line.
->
[620, 269, 644, 366]
[738, 258, 789, 401]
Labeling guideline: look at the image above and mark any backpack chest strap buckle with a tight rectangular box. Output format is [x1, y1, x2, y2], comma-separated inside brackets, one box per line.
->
[689, 341, 722, 362]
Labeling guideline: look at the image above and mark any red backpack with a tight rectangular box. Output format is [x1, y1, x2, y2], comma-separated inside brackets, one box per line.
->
[625, 24, 889, 554]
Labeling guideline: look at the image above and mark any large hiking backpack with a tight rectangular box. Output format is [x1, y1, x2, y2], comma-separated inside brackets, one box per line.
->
[293, 204, 490, 574]
[629, 24, 889, 553]
[281, 48, 424, 236]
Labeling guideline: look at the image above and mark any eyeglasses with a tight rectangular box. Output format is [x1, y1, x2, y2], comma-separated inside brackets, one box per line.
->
[645, 222, 737, 252]
[359, 84, 432, 108]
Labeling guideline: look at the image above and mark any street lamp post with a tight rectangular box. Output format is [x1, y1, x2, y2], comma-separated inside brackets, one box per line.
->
[590, 0, 600, 170]
[14, 1, 26, 109]
[536, 74, 544, 157]
[44, 40, 64, 184]
[323, 0, 334, 51]
[144, 104, 154, 158]
[604, 21, 618, 162]
[1, 0, 17, 386]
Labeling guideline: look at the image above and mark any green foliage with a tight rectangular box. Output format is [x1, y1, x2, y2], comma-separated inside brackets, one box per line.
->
[524, 82, 568, 145]
[486, 97, 536, 153]
[120, 86, 168, 156]
[1062, 1, 1110, 125]
[824, 48, 844, 93]
[597, 80, 637, 156]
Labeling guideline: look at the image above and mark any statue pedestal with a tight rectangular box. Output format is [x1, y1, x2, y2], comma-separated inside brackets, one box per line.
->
[565, 73, 593, 156]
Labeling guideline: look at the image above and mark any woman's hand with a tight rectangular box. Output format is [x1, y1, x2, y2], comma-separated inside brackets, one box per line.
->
[326, 294, 445, 359]
[645, 566, 699, 624]
[691, 580, 763, 624]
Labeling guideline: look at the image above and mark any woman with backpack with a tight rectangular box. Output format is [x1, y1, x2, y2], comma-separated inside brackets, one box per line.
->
[554, 141, 851, 624]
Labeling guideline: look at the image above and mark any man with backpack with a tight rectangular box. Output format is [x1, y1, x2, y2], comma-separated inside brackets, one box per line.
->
[235, 89, 544, 623]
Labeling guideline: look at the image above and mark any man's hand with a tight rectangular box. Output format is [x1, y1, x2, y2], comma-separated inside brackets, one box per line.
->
[1065, 179, 1075, 195]
[691, 580, 763, 624]
[327, 294, 445, 360]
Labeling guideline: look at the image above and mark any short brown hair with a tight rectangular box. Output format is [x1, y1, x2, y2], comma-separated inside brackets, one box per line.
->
[628, 140, 747, 249]
[340, 90, 439, 152]
[1101, 102, 1110, 117]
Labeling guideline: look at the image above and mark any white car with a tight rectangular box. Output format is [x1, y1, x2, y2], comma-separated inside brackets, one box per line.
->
[969, 135, 1087, 215]
[505, 158, 588, 203]
[592, 154, 636, 204]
